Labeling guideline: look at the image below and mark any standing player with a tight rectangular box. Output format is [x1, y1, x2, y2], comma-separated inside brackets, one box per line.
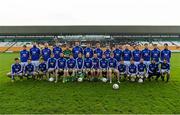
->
[147, 59, 160, 81]
[161, 43, 171, 63]
[7, 58, 23, 82]
[94, 43, 103, 59]
[53, 44, 62, 59]
[123, 44, 132, 66]
[104, 45, 111, 59]
[117, 60, 127, 81]
[132, 45, 141, 65]
[72, 41, 83, 59]
[24, 59, 36, 79]
[137, 59, 147, 81]
[92, 53, 100, 79]
[108, 53, 119, 83]
[100, 54, 108, 79]
[151, 44, 160, 63]
[160, 59, 170, 82]
[37, 58, 47, 80]
[84, 43, 93, 58]
[30, 43, 41, 69]
[128, 59, 138, 82]
[76, 53, 84, 78]
[83, 53, 93, 80]
[42, 43, 51, 62]
[56, 53, 67, 83]
[113, 44, 122, 62]
[141, 43, 151, 66]
[20, 45, 29, 68]
[63, 44, 72, 59]
[47, 54, 57, 79]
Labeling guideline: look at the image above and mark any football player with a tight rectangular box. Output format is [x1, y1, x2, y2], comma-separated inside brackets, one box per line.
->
[56, 53, 67, 83]
[30, 43, 41, 69]
[47, 54, 57, 79]
[151, 44, 160, 63]
[161, 43, 171, 63]
[7, 58, 23, 82]
[117, 60, 127, 81]
[100, 54, 108, 79]
[76, 53, 84, 78]
[92, 53, 100, 79]
[66, 54, 76, 81]
[37, 58, 47, 80]
[20, 45, 29, 68]
[42, 43, 51, 62]
[84, 43, 93, 58]
[160, 59, 170, 82]
[132, 45, 141, 65]
[128, 59, 138, 81]
[53, 44, 62, 59]
[113, 44, 122, 62]
[108, 53, 119, 83]
[137, 59, 147, 81]
[72, 41, 83, 59]
[141, 43, 151, 66]
[94, 43, 103, 59]
[83, 53, 93, 80]
[104, 45, 111, 59]
[147, 59, 160, 81]
[123, 44, 132, 66]
[24, 58, 36, 79]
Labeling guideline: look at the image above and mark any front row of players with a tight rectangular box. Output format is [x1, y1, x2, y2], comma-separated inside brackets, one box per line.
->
[7, 52, 170, 83]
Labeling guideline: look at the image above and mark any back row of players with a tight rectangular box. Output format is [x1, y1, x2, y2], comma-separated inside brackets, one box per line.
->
[8, 42, 171, 83]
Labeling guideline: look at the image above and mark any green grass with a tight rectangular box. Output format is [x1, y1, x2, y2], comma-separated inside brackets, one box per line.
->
[0, 53, 180, 114]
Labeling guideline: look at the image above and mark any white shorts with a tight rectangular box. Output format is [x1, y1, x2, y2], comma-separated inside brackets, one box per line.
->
[31, 61, 39, 67]
[124, 61, 130, 66]
[161, 69, 170, 74]
[48, 68, 55, 72]
[144, 61, 151, 66]
[20, 62, 28, 67]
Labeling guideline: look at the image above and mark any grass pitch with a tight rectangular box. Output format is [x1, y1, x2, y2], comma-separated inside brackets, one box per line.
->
[0, 53, 180, 114]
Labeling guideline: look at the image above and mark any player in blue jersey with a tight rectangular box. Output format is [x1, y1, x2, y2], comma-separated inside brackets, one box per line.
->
[53, 44, 62, 59]
[160, 59, 170, 82]
[132, 45, 141, 65]
[108, 53, 119, 83]
[24, 59, 37, 79]
[92, 53, 100, 78]
[42, 43, 51, 62]
[117, 60, 127, 81]
[127, 59, 138, 82]
[151, 44, 160, 63]
[83, 53, 93, 80]
[147, 59, 160, 81]
[47, 54, 57, 79]
[20, 45, 29, 68]
[141, 43, 151, 66]
[137, 59, 147, 81]
[72, 41, 83, 59]
[94, 43, 103, 58]
[123, 44, 132, 66]
[104, 45, 111, 59]
[30, 43, 41, 68]
[113, 44, 122, 62]
[161, 43, 171, 63]
[99, 54, 108, 78]
[66, 54, 76, 78]
[37, 58, 47, 80]
[76, 53, 84, 78]
[7, 58, 23, 82]
[84, 43, 93, 58]
[55, 53, 67, 83]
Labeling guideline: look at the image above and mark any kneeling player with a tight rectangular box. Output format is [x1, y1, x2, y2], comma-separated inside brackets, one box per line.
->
[76, 53, 84, 78]
[100, 54, 108, 79]
[47, 54, 57, 79]
[117, 60, 127, 81]
[24, 59, 37, 79]
[137, 59, 147, 81]
[128, 59, 138, 81]
[147, 59, 160, 81]
[7, 58, 23, 82]
[37, 58, 47, 80]
[66, 54, 76, 82]
[56, 53, 67, 83]
[108, 53, 119, 83]
[92, 53, 100, 79]
[83, 53, 93, 80]
[160, 59, 170, 82]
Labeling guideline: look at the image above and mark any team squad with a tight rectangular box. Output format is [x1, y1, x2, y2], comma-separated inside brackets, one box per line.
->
[7, 42, 171, 83]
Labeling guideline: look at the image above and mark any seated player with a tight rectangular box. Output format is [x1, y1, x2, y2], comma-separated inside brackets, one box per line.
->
[108, 53, 119, 83]
[47, 54, 57, 79]
[99, 54, 108, 79]
[76, 53, 84, 78]
[117, 60, 127, 81]
[147, 59, 160, 81]
[56, 53, 67, 83]
[128, 59, 138, 81]
[160, 59, 170, 82]
[37, 58, 47, 80]
[66, 54, 76, 82]
[137, 59, 147, 81]
[7, 58, 23, 82]
[83, 53, 93, 80]
[92, 53, 100, 79]
[24, 58, 37, 79]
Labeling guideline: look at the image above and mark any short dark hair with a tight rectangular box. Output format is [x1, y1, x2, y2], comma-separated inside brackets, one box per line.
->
[164, 43, 168, 46]
[23, 45, 27, 48]
[14, 58, 19, 61]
